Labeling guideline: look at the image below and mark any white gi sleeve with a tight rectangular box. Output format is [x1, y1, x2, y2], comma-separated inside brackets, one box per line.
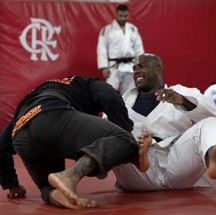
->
[133, 29, 145, 56]
[96, 26, 109, 69]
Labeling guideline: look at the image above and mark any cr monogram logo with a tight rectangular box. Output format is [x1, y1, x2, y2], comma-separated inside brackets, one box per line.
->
[19, 18, 61, 61]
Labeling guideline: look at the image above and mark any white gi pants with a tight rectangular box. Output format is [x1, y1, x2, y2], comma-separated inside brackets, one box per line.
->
[113, 117, 216, 191]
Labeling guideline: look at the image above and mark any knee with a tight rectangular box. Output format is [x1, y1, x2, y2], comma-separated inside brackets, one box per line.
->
[200, 117, 216, 127]
[195, 117, 216, 136]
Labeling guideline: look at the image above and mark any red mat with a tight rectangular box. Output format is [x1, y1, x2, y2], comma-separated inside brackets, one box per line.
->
[1, 155, 216, 215]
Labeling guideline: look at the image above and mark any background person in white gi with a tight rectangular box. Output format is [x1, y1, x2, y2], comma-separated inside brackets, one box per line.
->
[113, 53, 216, 191]
[96, 4, 144, 95]
[204, 82, 216, 105]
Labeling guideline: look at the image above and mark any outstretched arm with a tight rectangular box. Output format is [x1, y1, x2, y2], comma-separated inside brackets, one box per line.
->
[155, 88, 196, 111]
[0, 120, 26, 198]
[90, 79, 134, 132]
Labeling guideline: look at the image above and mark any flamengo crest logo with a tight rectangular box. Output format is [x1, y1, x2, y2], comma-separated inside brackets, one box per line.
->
[19, 18, 61, 61]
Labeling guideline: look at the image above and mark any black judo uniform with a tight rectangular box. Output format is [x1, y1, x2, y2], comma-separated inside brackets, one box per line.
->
[0, 76, 137, 204]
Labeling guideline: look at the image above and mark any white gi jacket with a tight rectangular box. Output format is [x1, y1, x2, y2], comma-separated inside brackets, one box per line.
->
[113, 84, 216, 191]
[204, 84, 216, 105]
[97, 19, 144, 73]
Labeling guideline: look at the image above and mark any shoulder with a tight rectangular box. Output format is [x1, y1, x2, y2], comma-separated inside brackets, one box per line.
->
[127, 22, 139, 32]
[205, 84, 216, 92]
[99, 23, 112, 36]
[204, 85, 216, 98]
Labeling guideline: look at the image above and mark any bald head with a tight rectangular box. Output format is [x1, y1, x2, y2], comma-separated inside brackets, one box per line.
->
[135, 53, 163, 71]
[133, 53, 164, 92]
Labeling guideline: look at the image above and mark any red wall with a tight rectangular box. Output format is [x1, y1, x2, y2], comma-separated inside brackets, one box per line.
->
[0, 0, 216, 130]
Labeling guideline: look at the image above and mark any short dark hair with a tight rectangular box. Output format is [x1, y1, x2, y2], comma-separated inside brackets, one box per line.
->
[116, 4, 128, 12]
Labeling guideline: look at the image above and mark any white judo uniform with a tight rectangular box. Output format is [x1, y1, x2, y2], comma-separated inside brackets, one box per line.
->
[97, 20, 144, 94]
[113, 84, 216, 191]
[204, 83, 216, 105]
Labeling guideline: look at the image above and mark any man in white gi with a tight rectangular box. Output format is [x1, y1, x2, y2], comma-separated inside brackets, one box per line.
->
[96, 4, 144, 95]
[113, 53, 216, 191]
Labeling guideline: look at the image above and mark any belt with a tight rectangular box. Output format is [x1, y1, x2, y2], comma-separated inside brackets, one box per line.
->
[153, 133, 183, 145]
[169, 133, 183, 146]
[108, 57, 135, 64]
[12, 91, 70, 137]
[12, 105, 42, 137]
[152, 136, 162, 142]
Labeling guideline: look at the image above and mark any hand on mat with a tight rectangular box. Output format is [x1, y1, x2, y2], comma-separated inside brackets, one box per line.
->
[7, 184, 26, 198]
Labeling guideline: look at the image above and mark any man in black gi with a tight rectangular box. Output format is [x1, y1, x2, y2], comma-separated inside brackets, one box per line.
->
[0, 76, 148, 209]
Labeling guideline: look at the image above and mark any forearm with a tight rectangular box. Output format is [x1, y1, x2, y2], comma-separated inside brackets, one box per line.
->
[91, 80, 133, 132]
[181, 97, 197, 111]
[0, 121, 19, 190]
[0, 155, 19, 190]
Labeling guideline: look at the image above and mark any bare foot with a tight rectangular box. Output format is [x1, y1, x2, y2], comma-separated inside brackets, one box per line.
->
[77, 198, 98, 208]
[208, 145, 216, 179]
[137, 129, 152, 172]
[48, 172, 78, 205]
[50, 189, 98, 209]
[50, 189, 80, 209]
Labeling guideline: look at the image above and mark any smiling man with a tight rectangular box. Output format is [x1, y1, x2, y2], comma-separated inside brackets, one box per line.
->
[113, 53, 216, 192]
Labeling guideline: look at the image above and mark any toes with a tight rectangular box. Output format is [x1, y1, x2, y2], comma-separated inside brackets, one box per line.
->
[77, 198, 98, 208]
[89, 200, 98, 208]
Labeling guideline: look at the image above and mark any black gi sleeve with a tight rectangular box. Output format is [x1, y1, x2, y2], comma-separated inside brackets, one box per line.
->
[0, 120, 19, 190]
[90, 79, 134, 132]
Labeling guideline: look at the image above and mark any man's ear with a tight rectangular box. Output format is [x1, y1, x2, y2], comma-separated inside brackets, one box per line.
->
[156, 66, 162, 75]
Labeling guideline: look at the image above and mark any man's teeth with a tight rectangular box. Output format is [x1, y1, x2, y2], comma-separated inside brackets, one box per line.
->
[137, 77, 143, 82]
